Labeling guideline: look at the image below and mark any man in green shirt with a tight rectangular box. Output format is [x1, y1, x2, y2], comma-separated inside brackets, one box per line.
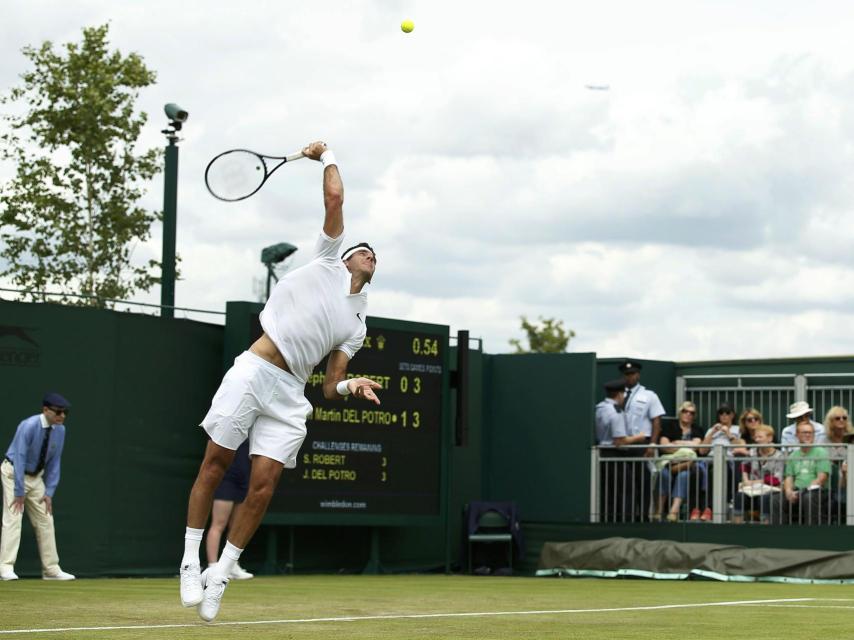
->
[784, 422, 831, 525]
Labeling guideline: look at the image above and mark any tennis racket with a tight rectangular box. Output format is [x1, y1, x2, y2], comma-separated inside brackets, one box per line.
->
[205, 149, 305, 202]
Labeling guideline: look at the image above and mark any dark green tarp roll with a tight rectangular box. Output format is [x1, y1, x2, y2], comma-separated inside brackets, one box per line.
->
[537, 537, 854, 583]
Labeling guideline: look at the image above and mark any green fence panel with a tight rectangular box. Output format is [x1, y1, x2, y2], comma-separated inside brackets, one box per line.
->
[0, 301, 222, 576]
[484, 352, 597, 523]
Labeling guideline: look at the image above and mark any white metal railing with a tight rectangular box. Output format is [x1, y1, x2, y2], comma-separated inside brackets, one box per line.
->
[590, 443, 854, 526]
[676, 375, 799, 434]
[0, 286, 225, 321]
[676, 373, 854, 436]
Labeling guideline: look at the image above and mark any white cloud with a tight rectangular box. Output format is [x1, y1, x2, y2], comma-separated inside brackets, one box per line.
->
[4, 1, 854, 358]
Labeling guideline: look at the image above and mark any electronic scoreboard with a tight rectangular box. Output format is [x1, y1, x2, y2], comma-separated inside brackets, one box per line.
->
[225, 303, 451, 526]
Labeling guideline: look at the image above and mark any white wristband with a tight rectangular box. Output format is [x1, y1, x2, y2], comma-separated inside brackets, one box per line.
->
[320, 150, 337, 168]
[336, 379, 351, 396]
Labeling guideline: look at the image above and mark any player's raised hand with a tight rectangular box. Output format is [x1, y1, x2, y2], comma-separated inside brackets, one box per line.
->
[348, 377, 382, 405]
[302, 141, 328, 161]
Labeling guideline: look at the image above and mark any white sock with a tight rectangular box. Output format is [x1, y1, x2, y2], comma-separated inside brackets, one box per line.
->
[181, 527, 204, 566]
[215, 541, 244, 578]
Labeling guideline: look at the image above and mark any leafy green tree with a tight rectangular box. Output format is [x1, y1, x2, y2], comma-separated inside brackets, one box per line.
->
[509, 316, 576, 353]
[0, 24, 162, 306]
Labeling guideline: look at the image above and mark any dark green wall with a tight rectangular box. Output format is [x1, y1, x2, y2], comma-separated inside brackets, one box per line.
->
[483, 352, 597, 523]
[0, 300, 222, 576]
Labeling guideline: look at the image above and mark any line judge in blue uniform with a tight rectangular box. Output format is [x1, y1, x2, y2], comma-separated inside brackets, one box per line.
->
[0, 392, 75, 581]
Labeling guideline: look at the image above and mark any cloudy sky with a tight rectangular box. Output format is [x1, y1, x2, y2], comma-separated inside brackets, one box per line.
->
[2, 1, 854, 360]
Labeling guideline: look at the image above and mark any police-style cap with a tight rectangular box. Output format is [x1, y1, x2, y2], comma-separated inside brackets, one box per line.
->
[618, 360, 642, 374]
[604, 379, 626, 393]
[43, 392, 71, 409]
[341, 242, 376, 261]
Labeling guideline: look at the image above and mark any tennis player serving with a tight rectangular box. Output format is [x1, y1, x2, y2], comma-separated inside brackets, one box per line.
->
[179, 141, 381, 621]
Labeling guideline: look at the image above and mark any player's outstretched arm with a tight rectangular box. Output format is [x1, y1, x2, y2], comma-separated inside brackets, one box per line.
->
[302, 140, 343, 238]
[323, 350, 381, 404]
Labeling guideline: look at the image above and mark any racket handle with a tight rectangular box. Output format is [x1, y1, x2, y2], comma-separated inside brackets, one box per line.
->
[285, 151, 306, 163]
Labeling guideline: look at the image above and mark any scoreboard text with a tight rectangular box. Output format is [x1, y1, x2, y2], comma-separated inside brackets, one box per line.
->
[267, 319, 447, 519]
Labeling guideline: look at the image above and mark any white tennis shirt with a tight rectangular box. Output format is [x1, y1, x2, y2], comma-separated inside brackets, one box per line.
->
[260, 232, 367, 384]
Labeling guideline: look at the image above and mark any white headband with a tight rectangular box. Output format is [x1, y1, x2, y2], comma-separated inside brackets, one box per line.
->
[342, 246, 374, 261]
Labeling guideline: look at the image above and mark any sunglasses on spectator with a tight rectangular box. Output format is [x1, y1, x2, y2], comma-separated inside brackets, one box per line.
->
[47, 406, 68, 415]
[681, 409, 695, 414]
[744, 415, 759, 422]
[833, 415, 849, 421]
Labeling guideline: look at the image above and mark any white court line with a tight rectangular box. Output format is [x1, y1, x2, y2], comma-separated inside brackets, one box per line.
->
[0, 598, 817, 635]
[773, 604, 854, 608]
[802, 598, 854, 601]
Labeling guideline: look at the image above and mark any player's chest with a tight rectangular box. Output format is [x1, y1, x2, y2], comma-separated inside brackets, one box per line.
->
[327, 294, 366, 335]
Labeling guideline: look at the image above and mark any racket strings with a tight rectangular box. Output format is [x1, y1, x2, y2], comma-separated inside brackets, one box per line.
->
[206, 150, 267, 201]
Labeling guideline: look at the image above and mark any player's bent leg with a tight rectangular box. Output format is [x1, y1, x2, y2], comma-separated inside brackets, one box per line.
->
[187, 441, 236, 528]
[181, 441, 236, 609]
[224, 502, 254, 579]
[227, 455, 285, 548]
[197, 456, 284, 622]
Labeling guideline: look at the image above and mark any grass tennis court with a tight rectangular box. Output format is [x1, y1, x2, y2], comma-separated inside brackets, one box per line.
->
[1, 575, 852, 639]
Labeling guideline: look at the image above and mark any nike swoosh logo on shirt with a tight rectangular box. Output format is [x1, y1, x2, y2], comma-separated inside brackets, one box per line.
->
[356, 313, 362, 321]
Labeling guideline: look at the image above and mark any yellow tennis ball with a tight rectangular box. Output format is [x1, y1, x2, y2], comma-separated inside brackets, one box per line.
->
[401, 20, 414, 33]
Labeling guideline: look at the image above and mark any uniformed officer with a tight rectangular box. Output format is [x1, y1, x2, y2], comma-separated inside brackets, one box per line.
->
[595, 379, 628, 447]
[595, 379, 648, 521]
[618, 360, 666, 521]
[620, 360, 666, 453]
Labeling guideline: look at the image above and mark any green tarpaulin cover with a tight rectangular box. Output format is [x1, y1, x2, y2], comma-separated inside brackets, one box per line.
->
[537, 537, 854, 584]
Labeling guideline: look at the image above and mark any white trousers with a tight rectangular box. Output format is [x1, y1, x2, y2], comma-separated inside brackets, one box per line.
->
[0, 459, 60, 574]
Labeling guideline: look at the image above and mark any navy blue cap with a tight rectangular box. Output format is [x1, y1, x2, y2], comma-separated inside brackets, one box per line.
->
[43, 392, 71, 409]
[618, 359, 642, 373]
[604, 379, 626, 393]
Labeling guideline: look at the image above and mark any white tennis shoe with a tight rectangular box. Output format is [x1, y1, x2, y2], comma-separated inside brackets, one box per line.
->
[198, 568, 229, 622]
[179, 563, 203, 607]
[228, 563, 254, 580]
[43, 569, 75, 580]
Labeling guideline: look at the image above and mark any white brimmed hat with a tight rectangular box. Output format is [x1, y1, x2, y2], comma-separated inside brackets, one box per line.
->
[786, 401, 813, 420]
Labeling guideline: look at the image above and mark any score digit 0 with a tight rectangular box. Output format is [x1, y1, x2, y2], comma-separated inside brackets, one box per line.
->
[399, 375, 422, 394]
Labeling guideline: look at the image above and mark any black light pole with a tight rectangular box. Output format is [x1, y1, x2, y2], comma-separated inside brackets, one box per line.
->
[261, 242, 298, 300]
[160, 103, 189, 318]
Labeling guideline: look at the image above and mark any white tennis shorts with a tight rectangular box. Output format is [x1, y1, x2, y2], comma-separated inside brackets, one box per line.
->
[200, 351, 312, 468]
